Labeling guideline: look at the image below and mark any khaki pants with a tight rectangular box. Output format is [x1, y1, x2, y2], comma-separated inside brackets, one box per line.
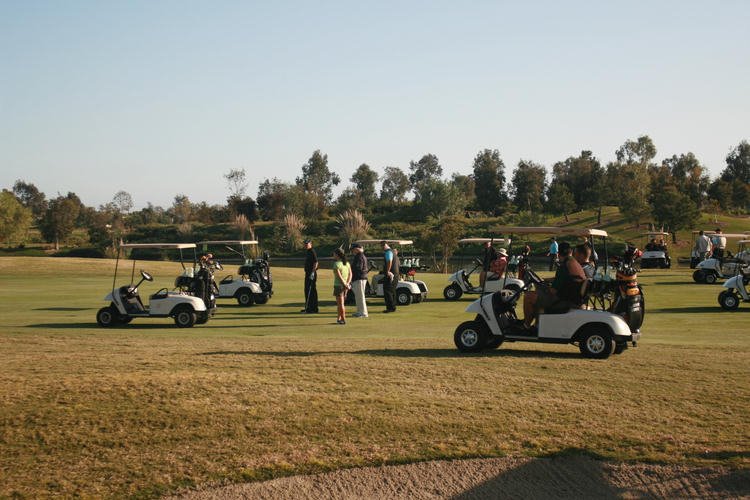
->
[352, 279, 368, 316]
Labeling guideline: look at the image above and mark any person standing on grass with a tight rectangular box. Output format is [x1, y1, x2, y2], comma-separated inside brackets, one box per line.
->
[302, 239, 319, 314]
[548, 237, 558, 271]
[712, 228, 727, 266]
[694, 230, 712, 262]
[332, 247, 352, 324]
[381, 240, 399, 313]
[350, 243, 369, 318]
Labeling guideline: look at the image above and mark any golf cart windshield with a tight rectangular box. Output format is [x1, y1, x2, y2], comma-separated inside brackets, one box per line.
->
[353, 239, 414, 245]
[458, 238, 510, 245]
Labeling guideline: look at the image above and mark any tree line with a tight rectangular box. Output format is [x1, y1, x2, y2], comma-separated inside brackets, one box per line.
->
[1, 136, 748, 251]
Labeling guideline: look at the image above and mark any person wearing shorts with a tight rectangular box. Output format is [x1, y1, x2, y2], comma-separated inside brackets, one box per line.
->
[332, 247, 352, 324]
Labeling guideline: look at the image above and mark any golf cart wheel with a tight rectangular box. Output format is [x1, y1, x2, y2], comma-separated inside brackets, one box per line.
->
[578, 326, 615, 359]
[718, 290, 740, 311]
[236, 290, 254, 306]
[396, 289, 412, 306]
[614, 342, 628, 355]
[173, 307, 196, 328]
[486, 336, 504, 349]
[96, 307, 117, 327]
[454, 320, 489, 353]
[704, 272, 717, 285]
[692, 270, 704, 283]
[443, 284, 463, 300]
[196, 312, 209, 324]
[254, 295, 269, 305]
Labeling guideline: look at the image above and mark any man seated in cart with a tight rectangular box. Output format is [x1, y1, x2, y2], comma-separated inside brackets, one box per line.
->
[521, 241, 587, 329]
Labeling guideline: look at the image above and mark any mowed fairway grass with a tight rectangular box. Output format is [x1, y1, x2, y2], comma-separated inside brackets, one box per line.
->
[1, 256, 749, 500]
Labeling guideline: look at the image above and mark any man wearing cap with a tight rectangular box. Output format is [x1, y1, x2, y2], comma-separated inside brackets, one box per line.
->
[302, 239, 318, 314]
[381, 241, 399, 313]
[350, 243, 369, 318]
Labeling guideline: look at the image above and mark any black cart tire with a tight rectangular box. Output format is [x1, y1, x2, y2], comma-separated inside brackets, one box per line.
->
[173, 307, 196, 328]
[454, 320, 489, 353]
[443, 284, 463, 300]
[578, 326, 615, 359]
[254, 295, 269, 305]
[718, 290, 741, 311]
[96, 307, 117, 327]
[196, 312, 209, 324]
[614, 342, 628, 355]
[396, 289, 412, 306]
[692, 270, 704, 283]
[237, 290, 254, 306]
[704, 272, 717, 285]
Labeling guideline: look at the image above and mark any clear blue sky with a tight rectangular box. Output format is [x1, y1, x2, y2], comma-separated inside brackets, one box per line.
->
[1, 1, 748, 209]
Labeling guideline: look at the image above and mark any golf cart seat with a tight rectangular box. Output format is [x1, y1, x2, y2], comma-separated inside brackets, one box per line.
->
[119, 285, 146, 314]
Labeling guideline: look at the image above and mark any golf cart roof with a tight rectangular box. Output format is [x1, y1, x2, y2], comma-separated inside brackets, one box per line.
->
[120, 243, 196, 249]
[458, 238, 509, 244]
[197, 240, 258, 245]
[704, 233, 749, 238]
[739, 240, 750, 244]
[353, 239, 413, 245]
[491, 226, 608, 237]
[642, 232, 670, 236]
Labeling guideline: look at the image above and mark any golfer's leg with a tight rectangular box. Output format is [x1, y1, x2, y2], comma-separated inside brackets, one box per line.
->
[310, 279, 318, 312]
[523, 292, 537, 327]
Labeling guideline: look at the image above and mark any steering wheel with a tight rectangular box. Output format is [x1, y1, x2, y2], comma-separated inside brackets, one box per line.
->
[140, 270, 154, 282]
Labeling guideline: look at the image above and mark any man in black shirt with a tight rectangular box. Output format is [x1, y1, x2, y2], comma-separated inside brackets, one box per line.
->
[302, 239, 318, 313]
[351, 243, 369, 318]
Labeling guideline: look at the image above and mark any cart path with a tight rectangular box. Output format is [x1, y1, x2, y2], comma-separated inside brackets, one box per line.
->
[164, 456, 750, 500]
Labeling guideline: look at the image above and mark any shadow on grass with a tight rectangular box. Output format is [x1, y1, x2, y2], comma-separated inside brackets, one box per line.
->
[198, 348, 582, 359]
[657, 307, 746, 314]
[26, 322, 316, 330]
[33, 307, 94, 311]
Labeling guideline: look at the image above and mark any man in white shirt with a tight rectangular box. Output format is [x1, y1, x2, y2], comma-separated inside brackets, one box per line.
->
[712, 228, 727, 265]
[693, 231, 712, 262]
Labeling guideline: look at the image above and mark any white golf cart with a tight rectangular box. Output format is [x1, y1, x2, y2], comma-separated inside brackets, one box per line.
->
[639, 232, 671, 269]
[197, 240, 273, 306]
[96, 243, 208, 328]
[443, 238, 524, 300]
[718, 240, 750, 310]
[693, 233, 750, 284]
[454, 227, 641, 359]
[349, 239, 428, 306]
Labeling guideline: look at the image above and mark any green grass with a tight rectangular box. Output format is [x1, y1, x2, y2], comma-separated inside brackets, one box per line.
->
[0, 257, 749, 500]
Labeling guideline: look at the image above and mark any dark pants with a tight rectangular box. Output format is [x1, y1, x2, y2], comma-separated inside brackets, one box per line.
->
[304, 274, 318, 313]
[383, 275, 397, 311]
[549, 254, 557, 271]
[714, 248, 725, 266]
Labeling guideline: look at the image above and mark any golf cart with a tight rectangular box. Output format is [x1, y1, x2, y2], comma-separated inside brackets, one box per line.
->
[96, 243, 209, 328]
[347, 239, 428, 306]
[693, 233, 750, 284]
[453, 227, 641, 359]
[639, 232, 671, 268]
[197, 240, 273, 306]
[443, 238, 524, 300]
[718, 240, 750, 310]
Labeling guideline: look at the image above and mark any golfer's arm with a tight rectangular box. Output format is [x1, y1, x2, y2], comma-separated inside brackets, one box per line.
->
[335, 269, 345, 283]
[313, 262, 318, 272]
[385, 259, 392, 274]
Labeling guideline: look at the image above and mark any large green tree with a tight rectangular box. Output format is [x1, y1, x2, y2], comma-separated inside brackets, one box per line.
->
[350, 164, 379, 202]
[39, 195, 80, 250]
[471, 149, 507, 213]
[379, 166, 411, 203]
[551, 150, 605, 222]
[417, 179, 466, 219]
[615, 135, 656, 165]
[719, 140, 750, 210]
[408, 154, 443, 193]
[651, 185, 701, 242]
[660, 153, 710, 208]
[12, 180, 46, 220]
[546, 183, 576, 222]
[511, 160, 546, 212]
[0, 190, 32, 246]
[296, 150, 341, 207]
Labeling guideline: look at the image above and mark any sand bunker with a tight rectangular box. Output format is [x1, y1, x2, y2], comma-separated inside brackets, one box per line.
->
[166, 456, 750, 500]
